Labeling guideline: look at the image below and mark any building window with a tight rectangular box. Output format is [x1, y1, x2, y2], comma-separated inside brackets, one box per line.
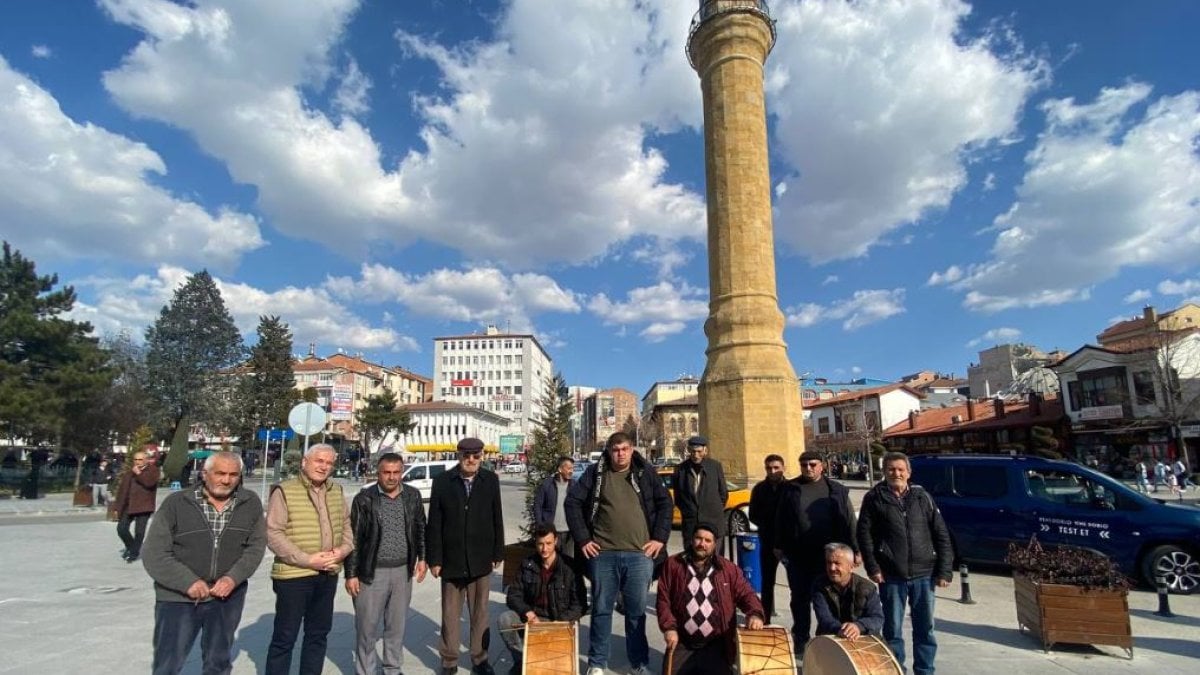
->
[1133, 370, 1157, 405]
[670, 416, 682, 434]
[1071, 366, 1129, 411]
[818, 417, 830, 434]
[689, 417, 698, 433]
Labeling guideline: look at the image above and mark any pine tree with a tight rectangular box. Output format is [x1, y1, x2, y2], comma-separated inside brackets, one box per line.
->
[523, 372, 573, 539]
[144, 270, 244, 480]
[234, 316, 296, 440]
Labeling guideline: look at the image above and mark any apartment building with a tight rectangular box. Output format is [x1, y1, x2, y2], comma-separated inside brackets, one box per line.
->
[581, 388, 639, 451]
[290, 351, 432, 441]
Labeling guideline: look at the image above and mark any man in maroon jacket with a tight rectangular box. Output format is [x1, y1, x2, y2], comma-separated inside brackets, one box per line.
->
[656, 523, 765, 674]
[114, 449, 160, 563]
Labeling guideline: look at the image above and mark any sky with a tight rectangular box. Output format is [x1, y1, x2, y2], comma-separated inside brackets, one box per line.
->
[2, 0, 1199, 397]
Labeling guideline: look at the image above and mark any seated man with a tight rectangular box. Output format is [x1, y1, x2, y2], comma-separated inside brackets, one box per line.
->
[657, 523, 765, 675]
[812, 542, 884, 639]
[497, 523, 587, 672]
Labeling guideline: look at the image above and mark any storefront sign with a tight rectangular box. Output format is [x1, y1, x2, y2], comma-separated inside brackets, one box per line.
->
[1078, 405, 1123, 421]
[1179, 424, 1200, 438]
[499, 434, 524, 454]
[330, 384, 353, 420]
[451, 379, 474, 387]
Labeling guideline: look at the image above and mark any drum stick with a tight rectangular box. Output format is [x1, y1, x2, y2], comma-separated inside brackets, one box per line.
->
[666, 645, 674, 674]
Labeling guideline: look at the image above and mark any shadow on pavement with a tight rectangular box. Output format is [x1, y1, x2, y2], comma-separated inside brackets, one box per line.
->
[1129, 607, 1200, 629]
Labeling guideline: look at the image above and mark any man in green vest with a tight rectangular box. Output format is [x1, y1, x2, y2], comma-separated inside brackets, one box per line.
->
[266, 443, 354, 675]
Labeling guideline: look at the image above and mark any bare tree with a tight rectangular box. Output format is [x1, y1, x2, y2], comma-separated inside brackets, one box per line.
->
[1145, 329, 1200, 473]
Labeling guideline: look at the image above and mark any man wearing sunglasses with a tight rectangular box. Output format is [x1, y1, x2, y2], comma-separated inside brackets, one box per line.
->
[773, 451, 859, 652]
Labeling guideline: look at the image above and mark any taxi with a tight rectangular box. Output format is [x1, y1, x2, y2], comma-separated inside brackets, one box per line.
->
[657, 467, 753, 534]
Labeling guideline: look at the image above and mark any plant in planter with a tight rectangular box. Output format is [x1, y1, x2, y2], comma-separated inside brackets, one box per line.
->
[1005, 536, 1134, 658]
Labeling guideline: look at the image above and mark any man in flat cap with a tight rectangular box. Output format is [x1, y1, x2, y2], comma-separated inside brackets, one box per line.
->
[673, 436, 728, 552]
[428, 437, 504, 675]
[774, 450, 858, 650]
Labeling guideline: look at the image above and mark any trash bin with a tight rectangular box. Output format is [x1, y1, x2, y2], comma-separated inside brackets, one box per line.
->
[736, 532, 762, 593]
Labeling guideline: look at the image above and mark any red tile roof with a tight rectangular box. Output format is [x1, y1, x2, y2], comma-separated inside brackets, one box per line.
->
[883, 396, 1064, 437]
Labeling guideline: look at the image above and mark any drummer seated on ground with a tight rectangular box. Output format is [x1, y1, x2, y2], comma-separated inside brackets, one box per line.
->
[657, 523, 765, 675]
[812, 542, 884, 640]
[497, 523, 587, 671]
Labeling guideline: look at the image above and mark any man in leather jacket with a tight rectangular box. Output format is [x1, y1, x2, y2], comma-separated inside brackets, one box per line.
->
[344, 452, 428, 675]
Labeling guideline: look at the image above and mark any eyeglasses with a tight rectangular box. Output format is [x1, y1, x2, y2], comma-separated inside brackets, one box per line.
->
[801, 461, 822, 468]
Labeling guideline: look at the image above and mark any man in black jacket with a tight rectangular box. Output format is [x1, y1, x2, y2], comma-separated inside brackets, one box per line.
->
[773, 450, 858, 649]
[534, 456, 576, 556]
[142, 452, 266, 675]
[496, 523, 587, 673]
[428, 438, 504, 675]
[857, 452, 953, 675]
[565, 432, 672, 675]
[673, 436, 728, 551]
[748, 453, 786, 618]
[344, 453, 428, 675]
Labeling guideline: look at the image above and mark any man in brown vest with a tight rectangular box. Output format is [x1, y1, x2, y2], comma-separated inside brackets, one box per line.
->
[265, 443, 353, 675]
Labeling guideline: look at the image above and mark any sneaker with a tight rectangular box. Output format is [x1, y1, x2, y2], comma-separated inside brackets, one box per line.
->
[586, 668, 605, 675]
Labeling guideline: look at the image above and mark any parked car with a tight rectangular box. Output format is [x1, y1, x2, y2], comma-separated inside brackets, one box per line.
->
[503, 462, 526, 474]
[401, 460, 458, 501]
[909, 454, 1200, 594]
[656, 467, 754, 534]
[571, 460, 591, 482]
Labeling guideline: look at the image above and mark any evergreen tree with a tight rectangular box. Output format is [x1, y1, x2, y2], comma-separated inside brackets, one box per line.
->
[144, 270, 244, 480]
[522, 372, 573, 538]
[228, 316, 296, 443]
[355, 388, 414, 455]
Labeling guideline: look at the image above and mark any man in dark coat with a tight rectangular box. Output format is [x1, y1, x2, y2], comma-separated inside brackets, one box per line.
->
[673, 436, 728, 551]
[857, 452, 953, 675]
[115, 448, 161, 562]
[773, 450, 858, 649]
[534, 456, 576, 557]
[428, 438, 504, 675]
[748, 453, 787, 618]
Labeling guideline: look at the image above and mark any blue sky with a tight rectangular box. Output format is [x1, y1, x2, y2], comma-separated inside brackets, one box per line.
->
[2, 0, 1199, 395]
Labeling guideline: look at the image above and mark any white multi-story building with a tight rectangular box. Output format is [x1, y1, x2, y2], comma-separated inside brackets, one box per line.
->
[432, 325, 553, 437]
[386, 401, 512, 455]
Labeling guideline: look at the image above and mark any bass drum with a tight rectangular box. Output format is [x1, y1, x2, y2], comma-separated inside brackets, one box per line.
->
[802, 635, 902, 675]
[735, 626, 797, 674]
[522, 621, 578, 675]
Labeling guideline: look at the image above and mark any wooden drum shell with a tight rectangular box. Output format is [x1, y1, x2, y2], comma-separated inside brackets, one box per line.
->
[802, 635, 902, 675]
[736, 626, 798, 675]
[522, 621, 578, 675]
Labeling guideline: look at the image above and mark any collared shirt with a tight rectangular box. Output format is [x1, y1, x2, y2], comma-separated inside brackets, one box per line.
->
[460, 472, 476, 498]
[195, 486, 233, 543]
[265, 477, 354, 568]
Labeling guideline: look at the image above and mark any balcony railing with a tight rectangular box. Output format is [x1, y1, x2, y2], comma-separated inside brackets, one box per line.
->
[687, 0, 776, 68]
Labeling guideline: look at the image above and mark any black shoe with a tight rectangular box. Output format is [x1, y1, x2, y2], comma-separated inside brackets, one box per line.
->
[472, 663, 495, 675]
[125, 552, 139, 563]
[441, 668, 456, 675]
[509, 657, 521, 674]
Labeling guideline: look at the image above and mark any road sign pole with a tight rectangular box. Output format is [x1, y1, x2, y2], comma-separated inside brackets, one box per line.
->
[261, 426, 272, 498]
[303, 407, 313, 456]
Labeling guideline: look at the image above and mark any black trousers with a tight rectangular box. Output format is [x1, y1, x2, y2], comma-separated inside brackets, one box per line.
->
[668, 638, 729, 675]
[117, 513, 150, 556]
[266, 573, 338, 675]
[758, 545, 780, 618]
[784, 562, 819, 645]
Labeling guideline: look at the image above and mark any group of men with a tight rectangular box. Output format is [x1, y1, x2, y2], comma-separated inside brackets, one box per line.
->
[137, 431, 950, 675]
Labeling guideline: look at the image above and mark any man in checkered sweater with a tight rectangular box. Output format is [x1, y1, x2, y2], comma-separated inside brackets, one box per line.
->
[656, 523, 765, 674]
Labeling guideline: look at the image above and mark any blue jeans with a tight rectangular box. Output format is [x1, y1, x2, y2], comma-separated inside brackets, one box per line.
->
[880, 577, 937, 675]
[587, 550, 654, 670]
[152, 583, 247, 675]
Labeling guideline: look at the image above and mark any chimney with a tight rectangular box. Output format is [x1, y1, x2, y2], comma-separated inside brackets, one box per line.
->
[908, 410, 918, 430]
[966, 399, 976, 421]
[951, 414, 963, 424]
[1144, 305, 1157, 326]
[1028, 392, 1042, 416]
[993, 398, 1006, 419]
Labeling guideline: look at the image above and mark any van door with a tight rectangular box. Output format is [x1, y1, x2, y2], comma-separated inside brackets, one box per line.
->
[403, 465, 431, 501]
[947, 464, 1015, 563]
[1018, 467, 1140, 564]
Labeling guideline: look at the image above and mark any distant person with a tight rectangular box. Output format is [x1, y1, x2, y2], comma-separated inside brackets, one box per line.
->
[566, 432, 672, 675]
[345, 452, 428, 675]
[142, 452, 266, 675]
[114, 450, 161, 563]
[748, 454, 787, 618]
[90, 457, 110, 506]
[812, 543, 883, 639]
[857, 452, 953, 675]
[773, 451, 858, 649]
[1153, 460, 1168, 492]
[535, 456, 577, 558]
[1134, 459, 1149, 494]
[265, 443, 353, 675]
[1173, 458, 1193, 490]
[673, 436, 728, 551]
[656, 523, 764, 675]
[496, 523, 587, 672]
[428, 437, 504, 675]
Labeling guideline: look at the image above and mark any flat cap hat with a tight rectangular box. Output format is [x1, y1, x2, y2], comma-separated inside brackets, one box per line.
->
[686, 435, 708, 447]
[457, 437, 484, 453]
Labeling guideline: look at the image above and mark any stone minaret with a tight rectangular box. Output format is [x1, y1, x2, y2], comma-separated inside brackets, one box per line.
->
[687, 1, 805, 482]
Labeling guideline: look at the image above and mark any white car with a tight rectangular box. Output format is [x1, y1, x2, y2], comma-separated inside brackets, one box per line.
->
[401, 460, 457, 501]
[503, 462, 526, 474]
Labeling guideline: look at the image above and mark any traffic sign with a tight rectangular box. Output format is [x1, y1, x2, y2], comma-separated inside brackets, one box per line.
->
[256, 428, 296, 442]
[288, 402, 327, 436]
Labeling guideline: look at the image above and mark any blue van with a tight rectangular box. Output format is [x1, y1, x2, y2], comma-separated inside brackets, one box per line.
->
[909, 454, 1200, 594]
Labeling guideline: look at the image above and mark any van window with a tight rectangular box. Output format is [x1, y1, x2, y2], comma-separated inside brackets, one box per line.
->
[953, 465, 1007, 499]
[911, 465, 951, 497]
[1025, 469, 1115, 510]
[430, 465, 448, 478]
[405, 466, 426, 481]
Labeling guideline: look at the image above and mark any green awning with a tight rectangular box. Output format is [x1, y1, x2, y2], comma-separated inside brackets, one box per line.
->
[188, 450, 214, 460]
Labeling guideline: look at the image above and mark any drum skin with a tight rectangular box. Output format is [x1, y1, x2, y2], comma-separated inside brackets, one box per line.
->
[802, 635, 902, 675]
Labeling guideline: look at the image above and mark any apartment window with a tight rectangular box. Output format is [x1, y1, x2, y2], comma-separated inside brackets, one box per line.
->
[818, 417, 831, 434]
[514, 386, 522, 395]
[504, 355, 512, 365]
[504, 370, 512, 379]
[516, 340, 523, 347]
[1133, 370, 1157, 405]
[515, 354, 523, 364]
[1067, 367, 1129, 411]
[514, 402, 523, 413]
[515, 370, 522, 380]
[864, 410, 880, 431]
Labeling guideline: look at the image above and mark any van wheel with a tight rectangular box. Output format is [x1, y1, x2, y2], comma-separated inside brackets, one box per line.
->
[1142, 545, 1200, 595]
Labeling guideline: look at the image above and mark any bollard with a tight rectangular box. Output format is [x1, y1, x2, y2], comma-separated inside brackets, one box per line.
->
[958, 563, 976, 605]
[1154, 575, 1174, 617]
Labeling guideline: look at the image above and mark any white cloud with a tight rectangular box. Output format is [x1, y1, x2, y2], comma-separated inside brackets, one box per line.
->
[70, 265, 412, 352]
[926, 265, 964, 286]
[945, 83, 1200, 311]
[327, 263, 581, 332]
[0, 55, 263, 268]
[982, 172, 997, 191]
[1157, 279, 1200, 297]
[587, 281, 708, 342]
[785, 289, 906, 330]
[31, 45, 51, 59]
[821, 275, 839, 286]
[333, 58, 371, 117]
[1123, 289, 1152, 304]
[769, 0, 1046, 262]
[967, 326, 1022, 347]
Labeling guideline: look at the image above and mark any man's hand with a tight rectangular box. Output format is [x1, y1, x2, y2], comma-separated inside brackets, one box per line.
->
[854, 553, 862, 568]
[664, 629, 679, 651]
[431, 565, 442, 579]
[870, 572, 884, 584]
[747, 615, 765, 630]
[936, 578, 951, 588]
[642, 540, 663, 559]
[581, 541, 601, 559]
[307, 551, 338, 571]
[209, 576, 237, 599]
[345, 578, 361, 598]
[185, 579, 210, 601]
[415, 561, 428, 583]
[525, 611, 540, 624]
[838, 622, 862, 639]
[132, 464, 143, 475]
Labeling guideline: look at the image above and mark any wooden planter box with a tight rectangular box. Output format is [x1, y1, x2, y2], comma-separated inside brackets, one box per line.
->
[1013, 574, 1133, 658]
[502, 540, 535, 588]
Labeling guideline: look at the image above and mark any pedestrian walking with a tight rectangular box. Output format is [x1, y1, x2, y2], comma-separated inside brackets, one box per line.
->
[565, 431, 672, 675]
[748, 453, 787, 619]
[90, 457, 110, 506]
[535, 456, 578, 561]
[345, 452, 428, 675]
[857, 452, 953, 675]
[1173, 458, 1193, 490]
[673, 436, 728, 552]
[1154, 459, 1168, 492]
[142, 452, 266, 675]
[114, 449, 160, 563]
[265, 443, 353, 675]
[428, 437, 504, 675]
[773, 450, 858, 650]
[1135, 459, 1149, 494]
